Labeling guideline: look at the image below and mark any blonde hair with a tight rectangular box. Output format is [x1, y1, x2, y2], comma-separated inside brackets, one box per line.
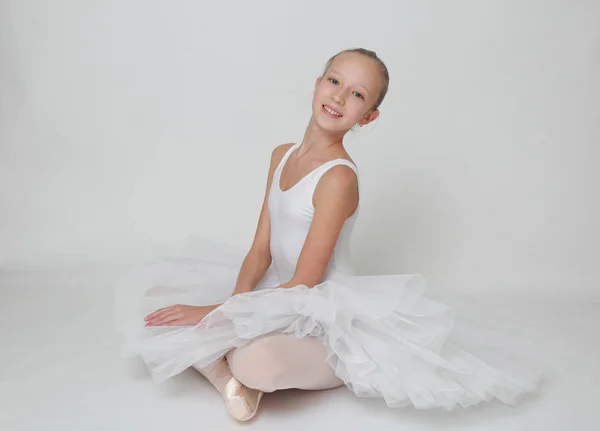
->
[322, 48, 390, 110]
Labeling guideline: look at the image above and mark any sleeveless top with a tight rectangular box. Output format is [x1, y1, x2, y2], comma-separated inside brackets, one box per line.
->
[267, 143, 359, 284]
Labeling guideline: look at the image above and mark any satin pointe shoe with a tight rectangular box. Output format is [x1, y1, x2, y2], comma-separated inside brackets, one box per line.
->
[223, 377, 264, 421]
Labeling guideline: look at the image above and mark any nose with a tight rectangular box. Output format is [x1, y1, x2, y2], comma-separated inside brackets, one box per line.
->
[332, 90, 345, 106]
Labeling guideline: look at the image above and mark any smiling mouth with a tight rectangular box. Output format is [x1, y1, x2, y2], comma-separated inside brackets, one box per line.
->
[323, 105, 343, 117]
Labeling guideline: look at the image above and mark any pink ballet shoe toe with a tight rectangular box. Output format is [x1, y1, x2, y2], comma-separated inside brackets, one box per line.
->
[223, 377, 264, 421]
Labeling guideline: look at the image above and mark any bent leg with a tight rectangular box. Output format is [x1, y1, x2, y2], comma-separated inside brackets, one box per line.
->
[226, 333, 344, 393]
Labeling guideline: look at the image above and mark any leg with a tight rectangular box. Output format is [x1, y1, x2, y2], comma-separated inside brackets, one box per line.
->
[226, 333, 344, 393]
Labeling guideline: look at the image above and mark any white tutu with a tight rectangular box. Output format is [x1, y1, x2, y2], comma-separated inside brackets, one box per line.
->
[115, 236, 543, 411]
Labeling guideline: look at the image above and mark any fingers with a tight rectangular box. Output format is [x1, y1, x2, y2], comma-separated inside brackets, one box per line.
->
[143, 304, 210, 327]
[144, 306, 175, 322]
[145, 304, 187, 321]
[145, 305, 183, 326]
[146, 312, 180, 326]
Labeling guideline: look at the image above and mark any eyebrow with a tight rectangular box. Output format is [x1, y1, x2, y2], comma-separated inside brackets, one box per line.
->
[327, 69, 371, 94]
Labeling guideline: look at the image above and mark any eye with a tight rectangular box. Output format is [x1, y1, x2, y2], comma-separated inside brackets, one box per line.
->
[353, 92, 364, 99]
[328, 78, 339, 85]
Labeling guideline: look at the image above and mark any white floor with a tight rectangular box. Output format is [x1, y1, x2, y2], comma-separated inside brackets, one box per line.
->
[1, 265, 599, 431]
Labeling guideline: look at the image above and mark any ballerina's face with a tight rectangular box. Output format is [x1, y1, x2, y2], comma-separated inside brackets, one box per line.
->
[311, 52, 382, 132]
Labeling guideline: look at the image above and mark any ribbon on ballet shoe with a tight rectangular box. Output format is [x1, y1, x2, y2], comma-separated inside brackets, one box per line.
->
[223, 377, 264, 422]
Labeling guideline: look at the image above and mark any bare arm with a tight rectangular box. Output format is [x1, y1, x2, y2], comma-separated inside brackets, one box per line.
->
[278, 165, 359, 289]
[231, 143, 294, 296]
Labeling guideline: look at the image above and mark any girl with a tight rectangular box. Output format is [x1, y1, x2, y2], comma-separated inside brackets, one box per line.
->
[117, 48, 542, 421]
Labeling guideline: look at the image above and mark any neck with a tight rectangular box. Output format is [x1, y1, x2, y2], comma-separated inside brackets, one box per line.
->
[298, 116, 348, 155]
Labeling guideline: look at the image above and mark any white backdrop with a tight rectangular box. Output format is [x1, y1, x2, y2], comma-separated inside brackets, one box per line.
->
[1, 0, 598, 292]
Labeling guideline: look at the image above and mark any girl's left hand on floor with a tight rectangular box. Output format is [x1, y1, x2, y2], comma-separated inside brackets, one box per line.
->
[144, 304, 220, 326]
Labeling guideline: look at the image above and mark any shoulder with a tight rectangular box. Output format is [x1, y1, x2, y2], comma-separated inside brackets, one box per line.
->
[271, 142, 295, 161]
[268, 143, 295, 169]
[318, 163, 358, 192]
[313, 162, 359, 212]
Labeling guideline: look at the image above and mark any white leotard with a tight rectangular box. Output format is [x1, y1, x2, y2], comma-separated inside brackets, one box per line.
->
[268, 143, 359, 284]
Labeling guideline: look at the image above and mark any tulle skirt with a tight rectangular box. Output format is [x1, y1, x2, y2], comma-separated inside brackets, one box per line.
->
[114, 237, 543, 411]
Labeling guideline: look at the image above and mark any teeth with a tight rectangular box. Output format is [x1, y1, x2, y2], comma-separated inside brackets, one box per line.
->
[324, 106, 342, 117]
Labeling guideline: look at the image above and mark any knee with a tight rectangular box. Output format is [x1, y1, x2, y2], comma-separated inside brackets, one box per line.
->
[226, 335, 287, 392]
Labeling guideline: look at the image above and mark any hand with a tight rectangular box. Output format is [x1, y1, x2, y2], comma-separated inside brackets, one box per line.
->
[144, 304, 220, 327]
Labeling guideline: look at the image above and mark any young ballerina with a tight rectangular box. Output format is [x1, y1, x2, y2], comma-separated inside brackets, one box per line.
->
[117, 48, 542, 421]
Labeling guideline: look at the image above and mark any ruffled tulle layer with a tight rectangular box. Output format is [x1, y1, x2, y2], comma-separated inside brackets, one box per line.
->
[114, 237, 543, 411]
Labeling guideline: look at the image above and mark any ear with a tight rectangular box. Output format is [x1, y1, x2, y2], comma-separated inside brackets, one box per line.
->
[315, 76, 322, 88]
[359, 109, 380, 126]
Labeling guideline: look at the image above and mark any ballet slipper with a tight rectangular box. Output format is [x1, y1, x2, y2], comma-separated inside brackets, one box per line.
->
[222, 377, 264, 422]
[194, 358, 263, 421]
